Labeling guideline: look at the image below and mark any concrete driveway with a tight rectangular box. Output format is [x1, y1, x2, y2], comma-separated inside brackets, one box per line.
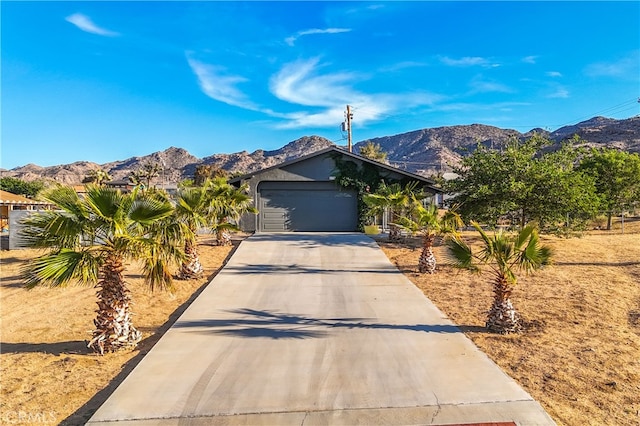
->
[87, 233, 555, 425]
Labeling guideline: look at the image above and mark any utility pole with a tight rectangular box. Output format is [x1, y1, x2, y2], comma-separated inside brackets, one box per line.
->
[345, 105, 353, 152]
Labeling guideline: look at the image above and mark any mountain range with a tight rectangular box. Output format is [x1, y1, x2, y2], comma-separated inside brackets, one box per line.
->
[3, 116, 639, 185]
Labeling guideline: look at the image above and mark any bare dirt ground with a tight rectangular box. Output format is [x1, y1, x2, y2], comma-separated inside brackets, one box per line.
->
[2, 222, 639, 426]
[0, 236, 236, 425]
[378, 219, 640, 426]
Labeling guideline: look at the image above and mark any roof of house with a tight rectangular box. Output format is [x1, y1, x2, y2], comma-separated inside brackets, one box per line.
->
[0, 190, 50, 205]
[229, 146, 442, 192]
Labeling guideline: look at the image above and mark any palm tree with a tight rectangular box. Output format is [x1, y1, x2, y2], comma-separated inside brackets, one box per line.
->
[446, 222, 552, 333]
[363, 181, 422, 242]
[395, 202, 463, 273]
[19, 184, 184, 354]
[209, 178, 257, 246]
[174, 182, 213, 279]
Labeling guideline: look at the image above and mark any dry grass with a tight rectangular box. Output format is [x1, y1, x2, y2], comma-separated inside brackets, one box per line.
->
[0, 237, 236, 425]
[378, 218, 640, 426]
[2, 220, 640, 426]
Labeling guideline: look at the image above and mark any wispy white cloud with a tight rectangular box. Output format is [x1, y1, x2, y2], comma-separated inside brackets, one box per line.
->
[379, 61, 428, 72]
[186, 57, 258, 110]
[522, 56, 538, 64]
[435, 101, 531, 113]
[440, 56, 497, 67]
[270, 58, 362, 107]
[65, 13, 119, 37]
[585, 51, 640, 78]
[469, 76, 512, 94]
[546, 71, 563, 78]
[285, 28, 351, 47]
[269, 58, 441, 129]
[547, 87, 570, 99]
[187, 55, 441, 130]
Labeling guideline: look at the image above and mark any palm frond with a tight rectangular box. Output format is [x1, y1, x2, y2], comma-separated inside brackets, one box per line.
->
[84, 185, 124, 223]
[441, 208, 464, 234]
[471, 221, 495, 261]
[129, 197, 174, 225]
[22, 248, 100, 288]
[514, 224, 535, 250]
[39, 185, 88, 219]
[517, 229, 553, 273]
[445, 237, 479, 272]
[212, 221, 241, 232]
[19, 210, 86, 249]
[394, 216, 420, 234]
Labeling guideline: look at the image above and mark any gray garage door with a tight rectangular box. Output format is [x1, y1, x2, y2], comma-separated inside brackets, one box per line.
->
[259, 182, 358, 232]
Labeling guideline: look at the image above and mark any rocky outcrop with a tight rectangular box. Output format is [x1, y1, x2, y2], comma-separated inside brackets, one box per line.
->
[3, 117, 638, 184]
[2, 136, 336, 185]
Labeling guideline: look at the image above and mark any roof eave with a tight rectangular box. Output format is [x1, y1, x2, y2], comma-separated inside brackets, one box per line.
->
[228, 146, 443, 193]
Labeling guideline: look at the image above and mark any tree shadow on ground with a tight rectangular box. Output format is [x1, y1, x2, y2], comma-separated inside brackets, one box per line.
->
[248, 232, 378, 248]
[173, 308, 467, 339]
[59, 240, 242, 426]
[222, 263, 400, 275]
[0, 340, 87, 356]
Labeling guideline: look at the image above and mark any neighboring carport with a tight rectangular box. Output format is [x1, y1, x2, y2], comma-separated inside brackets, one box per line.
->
[229, 146, 442, 233]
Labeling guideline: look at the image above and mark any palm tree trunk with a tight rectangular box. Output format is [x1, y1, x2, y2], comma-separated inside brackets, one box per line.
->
[216, 228, 232, 246]
[177, 239, 203, 279]
[88, 254, 142, 354]
[419, 234, 436, 274]
[389, 210, 402, 242]
[486, 274, 521, 333]
[389, 224, 402, 242]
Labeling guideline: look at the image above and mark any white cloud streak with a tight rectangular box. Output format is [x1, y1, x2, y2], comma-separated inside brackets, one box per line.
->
[547, 87, 570, 99]
[285, 28, 351, 46]
[546, 71, 563, 78]
[440, 56, 491, 67]
[585, 51, 640, 78]
[186, 57, 258, 110]
[522, 56, 538, 64]
[270, 58, 361, 107]
[187, 55, 441, 130]
[380, 61, 428, 72]
[269, 58, 441, 129]
[469, 76, 512, 94]
[65, 13, 119, 37]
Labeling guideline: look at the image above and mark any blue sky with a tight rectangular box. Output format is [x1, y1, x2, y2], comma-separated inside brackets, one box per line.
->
[2, 1, 639, 169]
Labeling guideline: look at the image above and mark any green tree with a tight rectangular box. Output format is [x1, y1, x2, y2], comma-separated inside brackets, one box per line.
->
[446, 222, 552, 333]
[130, 162, 161, 191]
[194, 164, 227, 186]
[0, 177, 44, 198]
[446, 136, 599, 231]
[579, 149, 640, 230]
[19, 185, 184, 354]
[82, 169, 112, 186]
[358, 141, 388, 163]
[395, 202, 463, 273]
[209, 178, 257, 246]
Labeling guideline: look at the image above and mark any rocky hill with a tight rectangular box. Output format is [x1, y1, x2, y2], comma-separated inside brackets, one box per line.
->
[355, 116, 640, 175]
[2, 116, 638, 184]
